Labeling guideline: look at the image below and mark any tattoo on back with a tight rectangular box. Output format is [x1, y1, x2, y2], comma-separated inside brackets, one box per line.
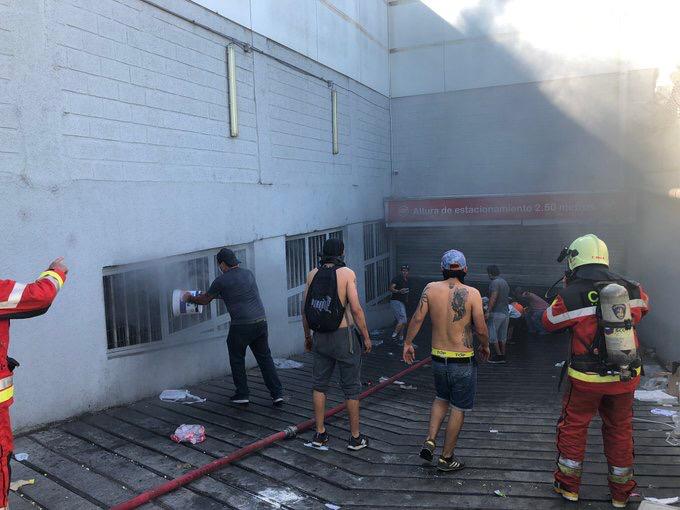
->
[419, 287, 429, 313]
[450, 287, 468, 322]
[463, 324, 473, 348]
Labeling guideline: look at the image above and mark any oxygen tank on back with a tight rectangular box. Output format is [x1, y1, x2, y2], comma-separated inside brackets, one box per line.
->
[599, 283, 637, 380]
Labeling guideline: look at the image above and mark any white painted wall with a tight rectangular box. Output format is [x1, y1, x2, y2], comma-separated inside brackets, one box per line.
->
[1, 0, 391, 430]
[192, 0, 390, 95]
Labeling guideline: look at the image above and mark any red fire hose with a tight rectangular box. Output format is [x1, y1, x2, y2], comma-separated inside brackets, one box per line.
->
[110, 356, 432, 510]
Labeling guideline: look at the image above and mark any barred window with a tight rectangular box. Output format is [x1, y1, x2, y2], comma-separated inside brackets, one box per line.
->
[103, 246, 249, 352]
[363, 222, 391, 305]
[286, 228, 344, 318]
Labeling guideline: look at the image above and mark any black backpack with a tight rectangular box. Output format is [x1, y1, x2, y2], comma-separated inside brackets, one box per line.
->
[304, 266, 345, 332]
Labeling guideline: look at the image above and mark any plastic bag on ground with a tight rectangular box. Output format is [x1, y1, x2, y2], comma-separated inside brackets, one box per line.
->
[635, 389, 677, 403]
[273, 359, 304, 369]
[159, 389, 206, 404]
[171, 424, 206, 444]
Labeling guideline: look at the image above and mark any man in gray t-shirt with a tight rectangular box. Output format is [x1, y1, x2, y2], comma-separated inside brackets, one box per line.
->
[183, 248, 283, 406]
[485, 265, 510, 364]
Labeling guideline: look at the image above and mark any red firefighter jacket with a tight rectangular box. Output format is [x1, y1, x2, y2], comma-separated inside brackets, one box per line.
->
[542, 267, 649, 394]
[0, 268, 67, 407]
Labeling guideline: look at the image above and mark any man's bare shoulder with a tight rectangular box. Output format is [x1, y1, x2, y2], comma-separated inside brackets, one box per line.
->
[461, 285, 481, 298]
[336, 266, 356, 278]
[306, 268, 319, 284]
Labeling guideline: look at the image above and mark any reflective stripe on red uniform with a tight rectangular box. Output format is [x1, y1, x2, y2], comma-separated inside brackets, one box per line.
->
[541, 286, 649, 394]
[555, 385, 636, 502]
[0, 268, 66, 507]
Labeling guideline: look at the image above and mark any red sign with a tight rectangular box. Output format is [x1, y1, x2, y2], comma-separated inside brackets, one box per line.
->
[385, 192, 631, 225]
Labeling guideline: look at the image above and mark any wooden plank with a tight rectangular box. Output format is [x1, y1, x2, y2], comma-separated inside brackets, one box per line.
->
[8, 461, 100, 510]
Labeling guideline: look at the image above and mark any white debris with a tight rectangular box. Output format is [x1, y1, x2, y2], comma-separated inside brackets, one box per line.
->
[14, 453, 28, 461]
[303, 442, 329, 451]
[273, 359, 304, 369]
[651, 408, 678, 417]
[489, 429, 499, 434]
[9, 479, 34, 491]
[635, 390, 677, 403]
[325, 504, 341, 510]
[159, 389, 206, 404]
[644, 496, 679, 505]
[257, 488, 304, 508]
[555, 361, 565, 367]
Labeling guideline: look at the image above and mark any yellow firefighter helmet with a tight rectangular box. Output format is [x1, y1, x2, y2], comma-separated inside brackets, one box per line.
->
[566, 234, 609, 270]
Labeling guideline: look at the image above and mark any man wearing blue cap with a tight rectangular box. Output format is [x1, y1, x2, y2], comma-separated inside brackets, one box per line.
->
[403, 249, 490, 472]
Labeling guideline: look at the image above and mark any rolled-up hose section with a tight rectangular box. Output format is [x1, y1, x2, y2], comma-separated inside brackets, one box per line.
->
[110, 356, 432, 510]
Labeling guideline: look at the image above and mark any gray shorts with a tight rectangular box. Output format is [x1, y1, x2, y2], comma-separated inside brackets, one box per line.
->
[390, 300, 407, 324]
[312, 327, 362, 400]
[487, 312, 509, 343]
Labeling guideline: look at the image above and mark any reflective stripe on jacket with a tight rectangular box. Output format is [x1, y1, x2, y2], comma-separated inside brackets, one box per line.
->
[0, 268, 67, 407]
[542, 272, 649, 394]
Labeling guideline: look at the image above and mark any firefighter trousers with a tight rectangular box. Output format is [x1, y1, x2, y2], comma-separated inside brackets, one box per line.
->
[555, 384, 635, 501]
[0, 407, 11, 508]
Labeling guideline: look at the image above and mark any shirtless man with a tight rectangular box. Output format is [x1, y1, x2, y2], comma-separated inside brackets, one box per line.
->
[303, 238, 372, 450]
[403, 249, 490, 471]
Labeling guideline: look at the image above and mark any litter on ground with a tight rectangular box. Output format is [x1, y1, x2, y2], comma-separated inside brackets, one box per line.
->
[641, 376, 670, 391]
[9, 479, 35, 491]
[170, 424, 206, 444]
[490, 429, 499, 433]
[651, 408, 678, 417]
[644, 496, 679, 505]
[494, 490, 507, 497]
[159, 389, 206, 404]
[273, 358, 304, 369]
[14, 452, 28, 461]
[257, 488, 304, 508]
[554, 361, 565, 367]
[304, 442, 329, 451]
[634, 390, 677, 403]
[325, 504, 341, 510]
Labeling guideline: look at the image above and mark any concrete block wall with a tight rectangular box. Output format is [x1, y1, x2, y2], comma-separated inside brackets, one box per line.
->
[1, 0, 391, 430]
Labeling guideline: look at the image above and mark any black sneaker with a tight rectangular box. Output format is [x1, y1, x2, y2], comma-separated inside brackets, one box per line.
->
[419, 439, 436, 462]
[272, 396, 285, 407]
[311, 431, 329, 447]
[347, 434, 369, 451]
[437, 455, 465, 472]
[230, 395, 249, 405]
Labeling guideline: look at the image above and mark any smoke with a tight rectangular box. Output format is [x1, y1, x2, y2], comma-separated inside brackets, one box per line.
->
[103, 253, 226, 349]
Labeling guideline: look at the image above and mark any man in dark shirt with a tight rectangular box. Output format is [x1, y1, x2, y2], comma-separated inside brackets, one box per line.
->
[485, 265, 510, 364]
[389, 264, 410, 340]
[184, 248, 284, 406]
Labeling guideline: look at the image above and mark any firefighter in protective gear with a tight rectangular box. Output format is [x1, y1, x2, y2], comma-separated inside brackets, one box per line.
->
[0, 258, 68, 509]
[543, 235, 648, 508]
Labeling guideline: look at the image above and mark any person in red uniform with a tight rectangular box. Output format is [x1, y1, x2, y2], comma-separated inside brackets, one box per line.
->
[0, 258, 68, 508]
[542, 235, 648, 508]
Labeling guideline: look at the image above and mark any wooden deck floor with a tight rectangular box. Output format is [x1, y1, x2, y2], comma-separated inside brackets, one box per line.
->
[10, 328, 680, 509]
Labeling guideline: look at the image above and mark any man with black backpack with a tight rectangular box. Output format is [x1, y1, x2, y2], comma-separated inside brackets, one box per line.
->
[302, 238, 372, 451]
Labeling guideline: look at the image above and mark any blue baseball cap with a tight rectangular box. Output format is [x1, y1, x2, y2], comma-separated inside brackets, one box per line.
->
[441, 249, 467, 270]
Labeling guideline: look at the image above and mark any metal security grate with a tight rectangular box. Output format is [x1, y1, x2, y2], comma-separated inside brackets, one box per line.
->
[103, 246, 249, 352]
[364, 221, 391, 306]
[104, 269, 163, 349]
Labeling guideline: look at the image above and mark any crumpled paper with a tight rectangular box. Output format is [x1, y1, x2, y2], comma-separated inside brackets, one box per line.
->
[10, 479, 34, 491]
